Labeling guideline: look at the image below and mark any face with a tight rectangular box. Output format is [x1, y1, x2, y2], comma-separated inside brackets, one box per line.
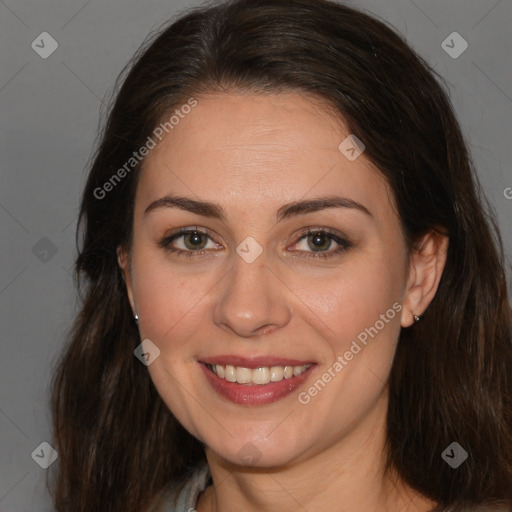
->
[118, 91, 424, 468]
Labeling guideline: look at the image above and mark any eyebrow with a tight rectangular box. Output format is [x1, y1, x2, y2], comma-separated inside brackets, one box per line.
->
[144, 194, 372, 222]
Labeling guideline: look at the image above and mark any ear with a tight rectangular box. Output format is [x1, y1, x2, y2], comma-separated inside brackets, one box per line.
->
[117, 245, 135, 314]
[401, 230, 449, 328]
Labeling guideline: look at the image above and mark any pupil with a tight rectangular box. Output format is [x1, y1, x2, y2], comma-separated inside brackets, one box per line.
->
[309, 233, 330, 251]
[185, 231, 206, 249]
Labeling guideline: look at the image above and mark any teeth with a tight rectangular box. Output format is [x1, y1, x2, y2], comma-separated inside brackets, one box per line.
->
[252, 367, 270, 385]
[270, 366, 283, 382]
[225, 365, 236, 382]
[236, 367, 252, 384]
[208, 363, 311, 385]
[293, 366, 304, 377]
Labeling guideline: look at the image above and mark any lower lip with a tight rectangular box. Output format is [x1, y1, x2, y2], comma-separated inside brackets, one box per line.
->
[199, 363, 316, 405]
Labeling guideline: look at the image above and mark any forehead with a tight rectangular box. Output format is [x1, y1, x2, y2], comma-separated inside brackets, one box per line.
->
[135, 92, 394, 224]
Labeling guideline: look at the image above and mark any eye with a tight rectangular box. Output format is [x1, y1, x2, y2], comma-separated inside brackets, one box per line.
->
[289, 228, 354, 260]
[158, 227, 220, 257]
[158, 226, 354, 260]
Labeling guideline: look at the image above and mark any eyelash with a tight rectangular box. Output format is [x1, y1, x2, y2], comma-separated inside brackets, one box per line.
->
[158, 226, 354, 260]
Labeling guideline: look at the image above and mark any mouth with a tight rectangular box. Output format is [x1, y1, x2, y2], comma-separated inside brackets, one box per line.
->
[204, 362, 312, 385]
[199, 356, 317, 405]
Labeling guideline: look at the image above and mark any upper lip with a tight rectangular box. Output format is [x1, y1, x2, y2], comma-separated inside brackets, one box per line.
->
[200, 355, 315, 369]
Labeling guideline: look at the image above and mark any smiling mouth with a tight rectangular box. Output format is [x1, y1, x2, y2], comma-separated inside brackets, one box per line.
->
[204, 363, 313, 385]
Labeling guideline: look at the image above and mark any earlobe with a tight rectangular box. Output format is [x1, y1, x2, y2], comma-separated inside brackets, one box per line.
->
[117, 246, 127, 283]
[116, 246, 135, 312]
[401, 230, 449, 328]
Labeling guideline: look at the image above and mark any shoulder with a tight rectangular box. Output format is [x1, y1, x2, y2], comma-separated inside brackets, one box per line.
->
[148, 463, 212, 512]
[445, 504, 512, 512]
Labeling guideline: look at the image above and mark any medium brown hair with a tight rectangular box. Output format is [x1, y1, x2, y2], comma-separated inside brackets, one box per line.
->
[50, 0, 512, 510]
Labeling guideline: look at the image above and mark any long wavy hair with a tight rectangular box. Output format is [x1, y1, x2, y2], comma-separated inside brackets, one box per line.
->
[50, 0, 512, 510]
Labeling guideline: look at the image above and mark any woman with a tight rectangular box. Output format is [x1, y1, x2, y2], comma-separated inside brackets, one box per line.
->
[50, 0, 512, 511]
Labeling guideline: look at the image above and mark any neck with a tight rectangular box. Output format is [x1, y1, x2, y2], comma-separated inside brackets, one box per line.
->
[197, 392, 436, 512]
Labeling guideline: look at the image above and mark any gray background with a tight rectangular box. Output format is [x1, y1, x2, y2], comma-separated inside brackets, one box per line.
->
[0, 0, 511, 510]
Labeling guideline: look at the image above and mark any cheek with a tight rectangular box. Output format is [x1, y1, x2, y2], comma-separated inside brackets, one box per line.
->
[146, 360, 208, 444]
[296, 253, 405, 348]
[131, 251, 213, 346]
[294, 270, 402, 435]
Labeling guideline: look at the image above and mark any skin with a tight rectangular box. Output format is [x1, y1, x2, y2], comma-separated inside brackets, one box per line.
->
[117, 91, 448, 512]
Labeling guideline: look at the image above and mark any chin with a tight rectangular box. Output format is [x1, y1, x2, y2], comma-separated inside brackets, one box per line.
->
[205, 434, 309, 470]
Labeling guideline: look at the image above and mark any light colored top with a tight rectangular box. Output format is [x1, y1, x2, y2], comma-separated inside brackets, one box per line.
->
[151, 463, 510, 512]
[152, 463, 212, 512]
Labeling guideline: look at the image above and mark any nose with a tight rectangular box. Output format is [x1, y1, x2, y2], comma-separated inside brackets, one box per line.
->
[212, 253, 292, 338]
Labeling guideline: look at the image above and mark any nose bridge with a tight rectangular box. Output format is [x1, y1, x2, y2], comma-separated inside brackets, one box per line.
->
[212, 247, 290, 337]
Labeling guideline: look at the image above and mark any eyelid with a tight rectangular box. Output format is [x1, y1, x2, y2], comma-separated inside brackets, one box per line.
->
[158, 225, 353, 259]
[288, 226, 354, 258]
[158, 226, 220, 251]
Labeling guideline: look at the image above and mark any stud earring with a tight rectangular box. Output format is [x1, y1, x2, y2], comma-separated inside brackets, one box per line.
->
[413, 314, 421, 323]
[134, 313, 139, 323]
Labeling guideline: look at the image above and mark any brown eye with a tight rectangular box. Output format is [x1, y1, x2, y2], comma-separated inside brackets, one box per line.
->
[306, 232, 332, 252]
[291, 228, 354, 260]
[158, 227, 220, 257]
[182, 231, 208, 250]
